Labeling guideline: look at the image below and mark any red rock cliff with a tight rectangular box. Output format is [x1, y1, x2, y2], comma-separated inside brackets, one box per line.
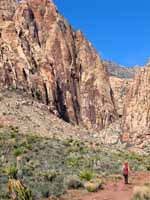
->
[0, 0, 117, 129]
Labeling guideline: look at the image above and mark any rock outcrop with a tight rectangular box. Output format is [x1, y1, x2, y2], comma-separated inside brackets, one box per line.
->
[122, 59, 150, 147]
[0, 0, 17, 20]
[110, 77, 132, 117]
[76, 31, 117, 129]
[0, 0, 117, 130]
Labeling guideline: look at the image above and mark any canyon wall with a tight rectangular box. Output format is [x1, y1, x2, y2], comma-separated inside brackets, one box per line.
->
[122, 60, 150, 147]
[0, 0, 117, 129]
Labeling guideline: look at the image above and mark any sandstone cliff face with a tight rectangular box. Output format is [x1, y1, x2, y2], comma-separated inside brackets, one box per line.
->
[0, 0, 117, 130]
[75, 31, 117, 129]
[110, 77, 131, 117]
[123, 60, 150, 147]
[0, 0, 17, 20]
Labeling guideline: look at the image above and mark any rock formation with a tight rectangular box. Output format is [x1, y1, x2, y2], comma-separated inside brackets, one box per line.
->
[0, 0, 17, 20]
[0, 0, 117, 130]
[110, 77, 131, 117]
[122, 59, 150, 147]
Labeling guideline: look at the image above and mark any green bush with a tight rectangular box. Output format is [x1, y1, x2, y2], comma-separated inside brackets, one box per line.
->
[13, 147, 25, 157]
[5, 164, 18, 179]
[68, 156, 80, 168]
[79, 169, 95, 181]
[26, 134, 38, 144]
[42, 170, 57, 182]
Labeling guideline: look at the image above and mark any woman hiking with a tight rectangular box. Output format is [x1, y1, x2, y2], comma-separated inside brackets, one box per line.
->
[122, 160, 130, 184]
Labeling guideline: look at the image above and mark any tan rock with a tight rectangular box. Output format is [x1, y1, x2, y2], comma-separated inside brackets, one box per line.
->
[123, 59, 150, 145]
[110, 77, 132, 116]
[0, 0, 17, 20]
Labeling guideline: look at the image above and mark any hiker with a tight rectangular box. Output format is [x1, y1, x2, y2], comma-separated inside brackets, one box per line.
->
[122, 160, 130, 184]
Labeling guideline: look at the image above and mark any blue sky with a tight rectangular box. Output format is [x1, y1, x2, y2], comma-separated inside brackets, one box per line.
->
[53, 0, 150, 66]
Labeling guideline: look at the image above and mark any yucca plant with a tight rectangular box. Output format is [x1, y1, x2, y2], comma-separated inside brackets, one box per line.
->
[7, 179, 33, 200]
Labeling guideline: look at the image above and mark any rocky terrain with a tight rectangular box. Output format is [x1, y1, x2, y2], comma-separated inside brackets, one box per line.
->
[0, 90, 122, 146]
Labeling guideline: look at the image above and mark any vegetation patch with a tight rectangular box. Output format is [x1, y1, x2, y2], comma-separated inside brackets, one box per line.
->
[0, 126, 150, 199]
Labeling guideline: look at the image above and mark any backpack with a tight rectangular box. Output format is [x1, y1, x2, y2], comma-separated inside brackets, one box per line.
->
[123, 163, 128, 175]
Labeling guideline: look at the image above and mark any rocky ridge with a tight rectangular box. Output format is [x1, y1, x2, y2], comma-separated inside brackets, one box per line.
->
[104, 60, 141, 79]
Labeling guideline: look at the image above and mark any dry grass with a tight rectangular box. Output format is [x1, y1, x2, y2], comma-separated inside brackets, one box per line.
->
[132, 185, 150, 200]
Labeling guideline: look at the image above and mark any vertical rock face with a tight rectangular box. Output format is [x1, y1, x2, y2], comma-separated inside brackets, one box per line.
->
[109, 77, 132, 117]
[0, 0, 117, 129]
[123, 60, 150, 146]
[75, 31, 117, 129]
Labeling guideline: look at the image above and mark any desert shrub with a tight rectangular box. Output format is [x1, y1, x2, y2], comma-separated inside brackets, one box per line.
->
[26, 159, 40, 170]
[67, 140, 88, 154]
[66, 176, 83, 189]
[26, 134, 38, 144]
[79, 169, 95, 181]
[49, 175, 66, 197]
[84, 178, 103, 192]
[67, 156, 80, 168]
[13, 147, 25, 157]
[40, 184, 50, 198]
[42, 170, 57, 182]
[9, 126, 19, 138]
[21, 166, 33, 176]
[5, 164, 18, 179]
[7, 179, 33, 200]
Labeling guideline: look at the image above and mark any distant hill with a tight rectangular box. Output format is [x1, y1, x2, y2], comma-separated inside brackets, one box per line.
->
[104, 60, 142, 79]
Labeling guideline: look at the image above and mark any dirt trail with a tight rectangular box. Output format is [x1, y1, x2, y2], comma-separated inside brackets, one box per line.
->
[80, 172, 150, 200]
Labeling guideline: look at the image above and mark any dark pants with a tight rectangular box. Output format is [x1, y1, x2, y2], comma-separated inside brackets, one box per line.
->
[123, 174, 128, 184]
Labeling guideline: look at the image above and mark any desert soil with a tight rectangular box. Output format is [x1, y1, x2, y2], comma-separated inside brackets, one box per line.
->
[63, 172, 150, 200]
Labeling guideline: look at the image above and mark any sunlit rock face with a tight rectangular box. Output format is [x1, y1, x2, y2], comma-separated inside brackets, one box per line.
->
[122, 60, 150, 147]
[109, 77, 132, 117]
[75, 30, 117, 129]
[0, 0, 17, 20]
[0, 0, 117, 130]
